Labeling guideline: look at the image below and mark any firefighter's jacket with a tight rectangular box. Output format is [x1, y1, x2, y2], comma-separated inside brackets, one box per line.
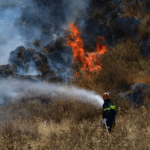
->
[103, 99, 116, 120]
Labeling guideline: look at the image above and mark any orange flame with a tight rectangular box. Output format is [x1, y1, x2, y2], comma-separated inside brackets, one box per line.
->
[66, 22, 107, 78]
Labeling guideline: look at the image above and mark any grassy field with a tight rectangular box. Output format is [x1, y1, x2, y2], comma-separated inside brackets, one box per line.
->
[0, 94, 149, 150]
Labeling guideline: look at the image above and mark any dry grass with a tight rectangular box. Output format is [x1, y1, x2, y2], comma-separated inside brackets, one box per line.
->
[0, 95, 149, 149]
[131, 71, 150, 85]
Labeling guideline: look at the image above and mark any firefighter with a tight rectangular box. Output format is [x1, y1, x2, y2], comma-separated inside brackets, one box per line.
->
[102, 92, 116, 132]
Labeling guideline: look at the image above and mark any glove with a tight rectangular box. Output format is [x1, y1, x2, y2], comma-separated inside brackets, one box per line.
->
[103, 118, 107, 124]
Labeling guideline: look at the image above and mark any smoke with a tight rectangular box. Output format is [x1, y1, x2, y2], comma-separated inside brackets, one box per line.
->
[0, 2, 26, 64]
[0, 77, 104, 107]
[17, 60, 38, 76]
[0, 0, 91, 79]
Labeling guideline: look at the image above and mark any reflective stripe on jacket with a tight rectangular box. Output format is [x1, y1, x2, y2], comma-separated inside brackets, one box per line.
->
[103, 105, 115, 111]
[103, 99, 116, 119]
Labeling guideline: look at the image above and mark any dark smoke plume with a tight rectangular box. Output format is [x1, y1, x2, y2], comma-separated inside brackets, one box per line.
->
[0, 0, 91, 80]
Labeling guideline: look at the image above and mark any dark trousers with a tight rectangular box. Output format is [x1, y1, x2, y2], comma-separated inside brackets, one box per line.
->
[106, 118, 115, 132]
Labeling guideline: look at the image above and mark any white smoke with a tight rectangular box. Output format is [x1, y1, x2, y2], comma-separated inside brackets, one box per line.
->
[0, 0, 91, 82]
[0, 0, 91, 65]
[0, 6, 26, 65]
[0, 78, 104, 107]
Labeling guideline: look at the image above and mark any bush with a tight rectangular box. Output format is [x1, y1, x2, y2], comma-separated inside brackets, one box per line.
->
[138, 56, 150, 72]
[94, 59, 129, 91]
[111, 94, 132, 115]
[138, 14, 150, 41]
[121, 0, 147, 18]
[73, 38, 148, 92]
[12, 97, 101, 124]
[94, 39, 140, 91]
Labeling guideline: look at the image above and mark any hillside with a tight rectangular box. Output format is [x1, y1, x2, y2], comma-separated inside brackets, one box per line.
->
[0, 0, 150, 149]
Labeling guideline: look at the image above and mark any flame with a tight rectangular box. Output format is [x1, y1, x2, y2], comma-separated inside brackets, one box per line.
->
[66, 22, 107, 78]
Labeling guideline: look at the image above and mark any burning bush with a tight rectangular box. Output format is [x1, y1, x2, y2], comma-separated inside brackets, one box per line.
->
[73, 37, 145, 92]
[67, 22, 107, 79]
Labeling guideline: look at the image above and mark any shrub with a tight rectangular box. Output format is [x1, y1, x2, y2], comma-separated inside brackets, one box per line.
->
[12, 97, 101, 124]
[111, 94, 132, 115]
[94, 38, 140, 91]
[94, 58, 130, 91]
[138, 14, 150, 41]
[73, 38, 146, 92]
[138, 56, 150, 72]
[121, 0, 147, 18]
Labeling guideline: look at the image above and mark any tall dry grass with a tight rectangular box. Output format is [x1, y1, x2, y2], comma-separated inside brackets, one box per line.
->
[0, 95, 149, 150]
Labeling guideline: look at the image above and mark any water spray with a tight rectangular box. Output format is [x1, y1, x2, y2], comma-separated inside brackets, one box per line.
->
[0, 78, 104, 107]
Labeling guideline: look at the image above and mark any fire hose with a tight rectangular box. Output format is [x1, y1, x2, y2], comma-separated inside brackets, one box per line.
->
[104, 122, 109, 134]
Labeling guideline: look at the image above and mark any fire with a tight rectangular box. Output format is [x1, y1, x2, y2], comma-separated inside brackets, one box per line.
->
[66, 22, 107, 78]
